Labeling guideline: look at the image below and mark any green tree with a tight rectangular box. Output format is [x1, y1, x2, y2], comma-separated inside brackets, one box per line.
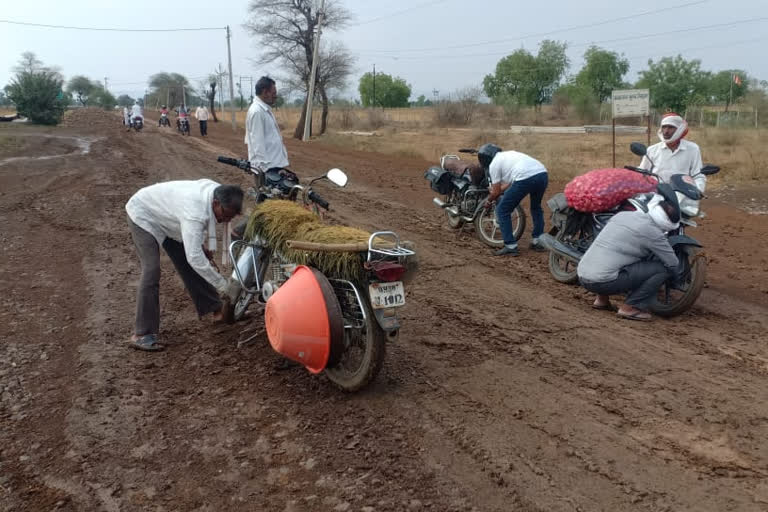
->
[707, 70, 748, 111]
[412, 94, 432, 107]
[6, 69, 68, 124]
[483, 40, 568, 110]
[116, 94, 135, 107]
[148, 72, 190, 109]
[575, 46, 630, 103]
[553, 82, 600, 122]
[66, 75, 97, 106]
[91, 87, 116, 110]
[636, 55, 711, 113]
[358, 71, 411, 107]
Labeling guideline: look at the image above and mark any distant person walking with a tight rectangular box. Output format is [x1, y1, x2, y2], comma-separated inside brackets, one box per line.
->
[195, 104, 209, 136]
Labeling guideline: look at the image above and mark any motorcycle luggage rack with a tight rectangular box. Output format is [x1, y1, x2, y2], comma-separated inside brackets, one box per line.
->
[367, 231, 415, 262]
[440, 154, 460, 169]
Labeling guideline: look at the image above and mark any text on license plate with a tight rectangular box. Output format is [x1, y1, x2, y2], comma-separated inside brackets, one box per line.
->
[369, 281, 406, 309]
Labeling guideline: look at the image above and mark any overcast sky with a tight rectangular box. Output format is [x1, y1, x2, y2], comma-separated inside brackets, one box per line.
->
[1, 0, 766, 101]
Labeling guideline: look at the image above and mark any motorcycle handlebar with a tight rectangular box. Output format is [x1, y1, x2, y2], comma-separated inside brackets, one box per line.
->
[624, 165, 650, 174]
[217, 156, 251, 171]
[308, 190, 329, 210]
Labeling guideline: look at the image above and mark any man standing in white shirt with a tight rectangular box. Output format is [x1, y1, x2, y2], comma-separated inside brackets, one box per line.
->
[195, 104, 209, 136]
[244, 76, 289, 172]
[125, 180, 243, 351]
[640, 112, 706, 192]
[482, 144, 550, 257]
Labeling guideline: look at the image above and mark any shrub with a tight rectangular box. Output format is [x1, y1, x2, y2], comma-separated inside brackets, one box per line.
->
[6, 71, 68, 125]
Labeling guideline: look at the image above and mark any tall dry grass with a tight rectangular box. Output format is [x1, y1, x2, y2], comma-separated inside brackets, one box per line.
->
[317, 125, 768, 186]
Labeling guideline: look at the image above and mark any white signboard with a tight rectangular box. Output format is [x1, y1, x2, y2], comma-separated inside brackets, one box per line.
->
[611, 89, 650, 118]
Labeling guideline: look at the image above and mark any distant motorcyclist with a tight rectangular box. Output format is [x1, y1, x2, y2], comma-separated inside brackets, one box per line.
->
[577, 185, 682, 321]
[159, 105, 169, 127]
[130, 101, 143, 127]
[640, 113, 705, 192]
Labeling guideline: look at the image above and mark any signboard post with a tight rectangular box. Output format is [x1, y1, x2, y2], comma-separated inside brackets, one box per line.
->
[611, 89, 650, 167]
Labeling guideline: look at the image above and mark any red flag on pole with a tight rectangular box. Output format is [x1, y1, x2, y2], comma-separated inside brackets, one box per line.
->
[733, 74, 742, 86]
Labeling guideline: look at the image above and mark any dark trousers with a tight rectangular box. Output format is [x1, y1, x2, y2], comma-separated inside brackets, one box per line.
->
[129, 218, 222, 336]
[199, 120, 208, 136]
[581, 261, 669, 311]
[496, 172, 548, 246]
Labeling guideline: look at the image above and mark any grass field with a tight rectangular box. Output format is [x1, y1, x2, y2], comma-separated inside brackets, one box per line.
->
[314, 126, 766, 186]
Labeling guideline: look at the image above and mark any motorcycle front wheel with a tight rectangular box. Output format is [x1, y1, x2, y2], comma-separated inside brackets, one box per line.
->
[649, 250, 706, 317]
[474, 203, 526, 248]
[324, 295, 386, 392]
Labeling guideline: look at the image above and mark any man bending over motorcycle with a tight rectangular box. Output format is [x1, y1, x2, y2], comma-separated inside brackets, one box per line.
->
[125, 180, 243, 351]
[482, 144, 549, 256]
[577, 185, 681, 321]
[640, 113, 706, 192]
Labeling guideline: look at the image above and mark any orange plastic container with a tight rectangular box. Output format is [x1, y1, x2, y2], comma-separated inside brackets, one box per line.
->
[264, 266, 343, 373]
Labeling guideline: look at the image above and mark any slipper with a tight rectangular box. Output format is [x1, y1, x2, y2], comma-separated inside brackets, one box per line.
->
[129, 334, 165, 352]
[617, 310, 652, 322]
[592, 303, 618, 312]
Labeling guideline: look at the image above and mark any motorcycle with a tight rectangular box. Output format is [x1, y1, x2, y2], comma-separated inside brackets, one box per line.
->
[159, 112, 170, 127]
[539, 142, 720, 317]
[217, 156, 416, 391]
[425, 146, 525, 248]
[177, 116, 190, 136]
[130, 115, 144, 132]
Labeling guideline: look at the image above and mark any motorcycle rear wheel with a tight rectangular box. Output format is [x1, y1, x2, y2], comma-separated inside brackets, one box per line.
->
[548, 250, 579, 284]
[649, 250, 706, 317]
[324, 297, 387, 392]
[474, 204, 526, 248]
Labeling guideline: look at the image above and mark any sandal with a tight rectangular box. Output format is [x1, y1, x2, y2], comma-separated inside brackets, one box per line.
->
[129, 334, 165, 352]
[592, 303, 617, 312]
[617, 310, 652, 322]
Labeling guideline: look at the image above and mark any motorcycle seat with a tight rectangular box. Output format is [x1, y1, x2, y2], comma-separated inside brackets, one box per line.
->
[442, 160, 484, 186]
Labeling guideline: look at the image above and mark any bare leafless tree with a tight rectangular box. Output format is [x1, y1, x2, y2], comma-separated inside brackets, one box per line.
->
[244, 0, 353, 138]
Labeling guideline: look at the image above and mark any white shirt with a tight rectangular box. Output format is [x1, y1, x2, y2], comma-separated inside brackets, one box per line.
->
[195, 106, 209, 121]
[126, 179, 228, 293]
[131, 104, 142, 118]
[244, 96, 289, 170]
[489, 150, 547, 185]
[640, 139, 705, 192]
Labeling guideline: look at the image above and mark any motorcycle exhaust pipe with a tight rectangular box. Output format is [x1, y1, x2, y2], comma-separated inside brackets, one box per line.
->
[538, 233, 583, 263]
[432, 197, 459, 216]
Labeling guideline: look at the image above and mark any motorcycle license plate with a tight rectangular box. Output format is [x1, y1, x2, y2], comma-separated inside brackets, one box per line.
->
[369, 281, 406, 309]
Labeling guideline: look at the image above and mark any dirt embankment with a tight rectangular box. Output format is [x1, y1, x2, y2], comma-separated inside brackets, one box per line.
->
[3, 110, 768, 511]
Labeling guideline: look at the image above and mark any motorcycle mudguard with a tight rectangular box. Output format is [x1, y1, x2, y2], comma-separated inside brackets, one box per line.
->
[373, 308, 400, 333]
[668, 234, 702, 248]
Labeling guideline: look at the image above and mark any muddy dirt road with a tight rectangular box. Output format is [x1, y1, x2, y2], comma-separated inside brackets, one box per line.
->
[2, 110, 768, 511]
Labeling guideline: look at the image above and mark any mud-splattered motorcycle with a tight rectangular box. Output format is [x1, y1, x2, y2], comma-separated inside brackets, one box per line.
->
[217, 156, 416, 391]
[540, 142, 720, 317]
[425, 146, 525, 247]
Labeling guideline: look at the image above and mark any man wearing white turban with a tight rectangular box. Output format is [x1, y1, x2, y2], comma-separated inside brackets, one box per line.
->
[640, 112, 706, 192]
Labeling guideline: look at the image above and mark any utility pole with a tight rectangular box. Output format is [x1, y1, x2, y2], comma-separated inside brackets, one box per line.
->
[181, 84, 186, 107]
[372, 64, 376, 108]
[302, 0, 326, 142]
[104, 77, 108, 93]
[226, 25, 236, 130]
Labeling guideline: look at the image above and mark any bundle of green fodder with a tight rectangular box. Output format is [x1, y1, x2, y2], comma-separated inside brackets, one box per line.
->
[245, 200, 370, 281]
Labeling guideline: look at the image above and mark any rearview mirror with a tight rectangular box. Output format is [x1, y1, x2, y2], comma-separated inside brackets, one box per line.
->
[629, 142, 647, 157]
[326, 168, 348, 187]
[700, 164, 720, 176]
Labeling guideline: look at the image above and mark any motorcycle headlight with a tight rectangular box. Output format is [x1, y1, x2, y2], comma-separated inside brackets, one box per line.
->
[677, 194, 700, 217]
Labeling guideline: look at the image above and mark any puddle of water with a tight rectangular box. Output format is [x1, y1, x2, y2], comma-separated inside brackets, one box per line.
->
[0, 134, 103, 166]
